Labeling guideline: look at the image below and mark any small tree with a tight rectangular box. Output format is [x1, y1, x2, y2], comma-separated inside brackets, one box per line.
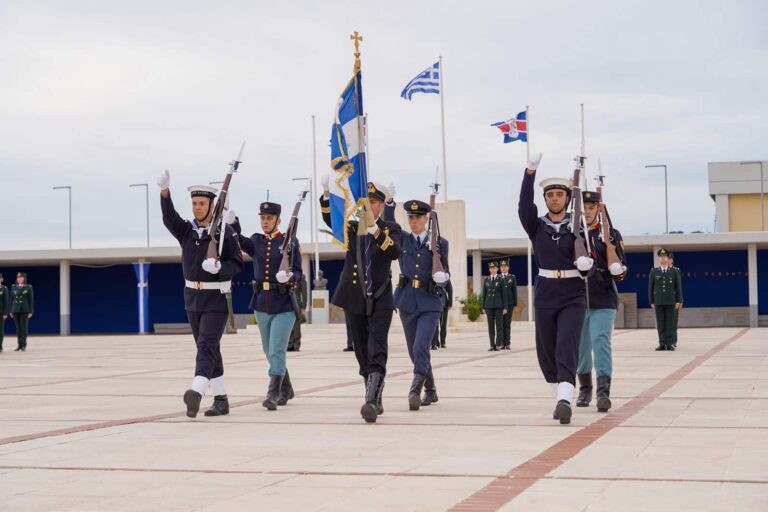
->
[459, 293, 482, 322]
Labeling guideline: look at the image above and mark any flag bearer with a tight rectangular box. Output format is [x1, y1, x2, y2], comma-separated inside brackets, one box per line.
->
[226, 202, 303, 411]
[517, 153, 592, 424]
[576, 191, 627, 413]
[394, 200, 450, 411]
[320, 178, 401, 423]
[158, 170, 244, 418]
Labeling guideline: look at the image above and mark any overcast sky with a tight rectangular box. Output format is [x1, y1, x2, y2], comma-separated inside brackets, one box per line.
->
[1, 0, 766, 250]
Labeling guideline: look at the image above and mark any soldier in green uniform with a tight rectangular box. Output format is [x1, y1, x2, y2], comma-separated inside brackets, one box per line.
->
[480, 261, 508, 351]
[287, 276, 308, 352]
[431, 278, 452, 350]
[11, 272, 34, 351]
[669, 254, 683, 348]
[0, 273, 9, 353]
[648, 248, 683, 351]
[499, 260, 518, 350]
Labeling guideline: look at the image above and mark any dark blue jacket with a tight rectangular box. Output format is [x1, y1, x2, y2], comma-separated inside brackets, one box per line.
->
[233, 220, 303, 315]
[518, 170, 587, 310]
[161, 193, 244, 313]
[585, 225, 627, 310]
[394, 231, 449, 314]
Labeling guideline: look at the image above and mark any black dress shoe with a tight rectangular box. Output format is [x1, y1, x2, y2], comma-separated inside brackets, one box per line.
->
[183, 389, 202, 418]
[555, 400, 572, 425]
[21, 347, 26, 351]
[430, 346, 437, 351]
[488, 346, 498, 352]
[286, 347, 295, 352]
[440, 343, 446, 348]
[655, 345, 666, 351]
[14, 347, 21, 351]
[343, 347, 354, 352]
[504, 346, 511, 350]
[667, 345, 676, 351]
[204, 395, 229, 416]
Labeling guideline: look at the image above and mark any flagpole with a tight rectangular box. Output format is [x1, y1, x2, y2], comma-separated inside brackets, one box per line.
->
[311, 114, 320, 282]
[439, 54, 448, 201]
[526, 104, 533, 323]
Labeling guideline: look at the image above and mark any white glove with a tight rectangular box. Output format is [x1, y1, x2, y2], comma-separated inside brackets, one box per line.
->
[527, 153, 543, 171]
[202, 258, 221, 275]
[366, 225, 379, 236]
[223, 210, 237, 225]
[575, 256, 594, 272]
[321, 173, 330, 193]
[609, 262, 625, 276]
[157, 169, 170, 190]
[433, 271, 449, 284]
[388, 182, 397, 198]
[276, 270, 293, 283]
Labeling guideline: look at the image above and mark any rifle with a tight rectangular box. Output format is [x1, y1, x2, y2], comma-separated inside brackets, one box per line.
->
[207, 141, 246, 260]
[428, 181, 445, 274]
[571, 105, 590, 262]
[596, 159, 621, 268]
[280, 188, 309, 320]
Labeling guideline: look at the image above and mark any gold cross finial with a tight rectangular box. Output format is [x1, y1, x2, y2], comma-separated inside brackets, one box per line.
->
[350, 31, 363, 64]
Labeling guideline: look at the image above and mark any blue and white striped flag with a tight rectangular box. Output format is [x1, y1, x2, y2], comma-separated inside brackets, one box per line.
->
[329, 64, 368, 250]
[401, 61, 440, 100]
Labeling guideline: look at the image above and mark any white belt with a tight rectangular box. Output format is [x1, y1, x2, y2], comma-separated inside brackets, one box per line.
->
[185, 280, 232, 293]
[538, 269, 582, 279]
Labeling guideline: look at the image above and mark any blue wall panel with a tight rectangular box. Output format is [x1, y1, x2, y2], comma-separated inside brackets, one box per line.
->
[71, 264, 136, 333]
[758, 250, 768, 315]
[0, 265, 60, 335]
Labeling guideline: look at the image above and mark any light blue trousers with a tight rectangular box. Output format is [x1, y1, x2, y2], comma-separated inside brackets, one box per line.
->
[255, 311, 296, 377]
[577, 309, 616, 377]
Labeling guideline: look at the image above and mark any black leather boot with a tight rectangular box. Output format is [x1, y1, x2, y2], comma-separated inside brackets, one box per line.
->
[360, 372, 384, 423]
[596, 376, 612, 412]
[420, 370, 439, 406]
[576, 373, 593, 407]
[183, 389, 202, 418]
[554, 399, 572, 425]
[262, 375, 283, 411]
[277, 369, 295, 406]
[408, 374, 426, 411]
[204, 395, 230, 416]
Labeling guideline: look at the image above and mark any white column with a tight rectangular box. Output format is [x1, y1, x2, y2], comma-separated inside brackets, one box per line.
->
[59, 260, 70, 336]
[472, 250, 482, 296]
[748, 243, 758, 328]
[714, 194, 730, 232]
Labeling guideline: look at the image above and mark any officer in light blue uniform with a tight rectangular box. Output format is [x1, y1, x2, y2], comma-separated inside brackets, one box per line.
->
[394, 200, 449, 411]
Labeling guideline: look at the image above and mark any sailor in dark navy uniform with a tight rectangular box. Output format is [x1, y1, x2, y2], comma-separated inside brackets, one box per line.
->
[226, 202, 303, 411]
[158, 170, 244, 418]
[320, 178, 400, 423]
[394, 200, 449, 411]
[517, 154, 592, 424]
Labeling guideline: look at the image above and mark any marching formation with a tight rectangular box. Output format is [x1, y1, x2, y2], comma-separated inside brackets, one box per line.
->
[149, 32, 684, 427]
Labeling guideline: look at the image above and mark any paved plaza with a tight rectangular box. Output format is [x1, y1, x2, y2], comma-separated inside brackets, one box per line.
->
[0, 321, 766, 511]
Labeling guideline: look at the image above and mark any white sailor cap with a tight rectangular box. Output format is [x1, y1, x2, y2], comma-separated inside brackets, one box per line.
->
[539, 177, 572, 193]
[187, 185, 217, 199]
[367, 181, 392, 203]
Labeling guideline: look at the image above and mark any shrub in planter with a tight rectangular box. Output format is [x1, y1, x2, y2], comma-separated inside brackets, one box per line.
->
[459, 293, 482, 322]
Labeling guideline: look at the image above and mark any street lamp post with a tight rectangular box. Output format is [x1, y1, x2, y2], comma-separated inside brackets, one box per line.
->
[740, 161, 765, 231]
[130, 183, 150, 247]
[645, 165, 668, 233]
[53, 186, 72, 249]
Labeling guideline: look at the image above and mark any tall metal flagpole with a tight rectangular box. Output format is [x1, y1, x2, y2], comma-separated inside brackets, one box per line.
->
[311, 115, 320, 282]
[525, 105, 533, 322]
[439, 55, 448, 202]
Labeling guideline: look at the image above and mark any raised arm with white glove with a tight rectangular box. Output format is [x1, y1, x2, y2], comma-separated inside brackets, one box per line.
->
[223, 210, 237, 225]
[608, 262, 625, 276]
[276, 270, 293, 283]
[527, 153, 543, 172]
[433, 271, 450, 285]
[157, 170, 170, 190]
[575, 256, 594, 272]
[202, 258, 221, 275]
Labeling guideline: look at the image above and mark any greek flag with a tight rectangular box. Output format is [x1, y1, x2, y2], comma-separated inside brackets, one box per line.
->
[401, 61, 440, 100]
[329, 65, 368, 250]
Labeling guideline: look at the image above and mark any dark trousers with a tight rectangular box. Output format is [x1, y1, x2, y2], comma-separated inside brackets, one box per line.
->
[502, 307, 514, 347]
[431, 306, 449, 348]
[671, 308, 679, 345]
[287, 316, 302, 350]
[349, 308, 393, 377]
[0, 316, 5, 349]
[186, 310, 228, 379]
[654, 305, 676, 347]
[534, 305, 586, 385]
[344, 311, 354, 350]
[400, 309, 440, 376]
[486, 308, 504, 348]
[13, 314, 29, 348]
